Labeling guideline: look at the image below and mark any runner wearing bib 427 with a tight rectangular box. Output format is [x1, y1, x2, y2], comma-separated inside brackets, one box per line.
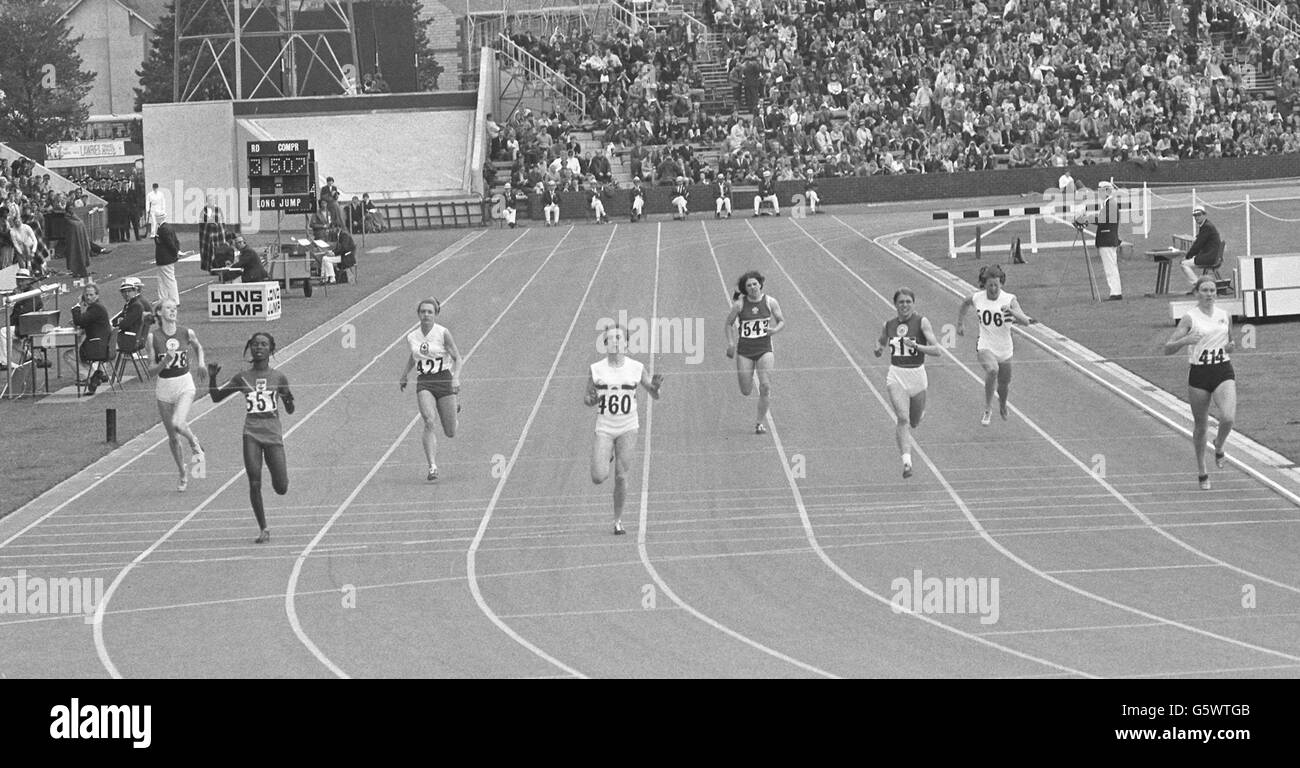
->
[407, 323, 454, 398]
[399, 299, 462, 482]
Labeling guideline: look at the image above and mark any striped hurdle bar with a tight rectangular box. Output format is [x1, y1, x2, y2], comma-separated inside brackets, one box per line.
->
[932, 205, 1074, 259]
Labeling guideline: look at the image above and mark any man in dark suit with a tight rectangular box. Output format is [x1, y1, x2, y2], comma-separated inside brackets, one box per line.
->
[1180, 206, 1223, 292]
[320, 176, 343, 228]
[154, 215, 182, 305]
[1076, 181, 1124, 300]
[233, 235, 267, 283]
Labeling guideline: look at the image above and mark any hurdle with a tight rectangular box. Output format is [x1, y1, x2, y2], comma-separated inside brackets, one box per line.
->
[932, 188, 1147, 259]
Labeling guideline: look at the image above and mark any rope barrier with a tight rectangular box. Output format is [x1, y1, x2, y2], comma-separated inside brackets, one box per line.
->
[1247, 202, 1300, 222]
[1200, 200, 1248, 210]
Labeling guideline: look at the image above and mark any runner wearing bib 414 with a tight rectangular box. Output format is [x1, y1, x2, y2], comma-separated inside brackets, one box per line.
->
[1165, 276, 1239, 491]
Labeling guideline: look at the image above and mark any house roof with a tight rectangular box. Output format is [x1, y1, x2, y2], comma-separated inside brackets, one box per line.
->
[60, 0, 166, 30]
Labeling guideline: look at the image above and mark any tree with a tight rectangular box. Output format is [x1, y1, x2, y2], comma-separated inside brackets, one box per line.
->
[0, 0, 95, 143]
[403, 0, 440, 92]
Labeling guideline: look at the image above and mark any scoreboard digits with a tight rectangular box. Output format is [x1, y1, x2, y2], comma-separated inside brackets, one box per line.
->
[247, 139, 316, 213]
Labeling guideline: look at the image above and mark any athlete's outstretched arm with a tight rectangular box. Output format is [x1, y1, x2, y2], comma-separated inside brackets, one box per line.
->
[398, 353, 417, 391]
[766, 296, 786, 335]
[1006, 297, 1036, 325]
[724, 300, 742, 358]
[207, 366, 241, 403]
[443, 328, 462, 390]
[641, 368, 664, 399]
[955, 295, 974, 336]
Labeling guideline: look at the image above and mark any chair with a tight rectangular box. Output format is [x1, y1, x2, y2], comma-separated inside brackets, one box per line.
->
[1199, 239, 1234, 296]
[108, 329, 150, 390]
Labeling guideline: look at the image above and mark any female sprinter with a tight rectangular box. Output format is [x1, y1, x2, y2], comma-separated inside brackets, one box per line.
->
[1164, 275, 1237, 490]
[874, 288, 942, 479]
[956, 264, 1036, 425]
[725, 270, 786, 434]
[146, 298, 206, 491]
[207, 332, 295, 543]
[584, 325, 663, 535]
[399, 298, 461, 481]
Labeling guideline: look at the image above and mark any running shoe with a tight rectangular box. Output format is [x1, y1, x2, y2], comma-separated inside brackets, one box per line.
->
[254, 529, 271, 544]
[427, 465, 439, 482]
[980, 410, 992, 426]
[755, 421, 767, 434]
[1215, 452, 1226, 469]
[177, 473, 188, 493]
[902, 461, 913, 479]
[190, 450, 206, 479]
[613, 521, 626, 536]
[1198, 474, 1212, 491]
[999, 400, 1008, 420]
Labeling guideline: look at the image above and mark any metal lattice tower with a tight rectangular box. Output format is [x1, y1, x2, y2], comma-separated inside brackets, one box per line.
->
[174, 0, 362, 101]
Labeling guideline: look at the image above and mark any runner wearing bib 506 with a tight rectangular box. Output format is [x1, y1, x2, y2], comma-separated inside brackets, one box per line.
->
[956, 265, 1036, 426]
[1164, 275, 1238, 491]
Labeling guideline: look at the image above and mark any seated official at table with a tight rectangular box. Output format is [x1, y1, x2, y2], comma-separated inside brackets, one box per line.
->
[210, 232, 238, 271]
[112, 276, 152, 355]
[70, 282, 111, 393]
[234, 235, 268, 283]
[335, 228, 356, 280]
[1180, 207, 1222, 292]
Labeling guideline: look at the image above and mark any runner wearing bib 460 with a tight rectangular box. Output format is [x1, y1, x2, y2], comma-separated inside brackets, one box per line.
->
[585, 325, 664, 536]
[1165, 276, 1239, 491]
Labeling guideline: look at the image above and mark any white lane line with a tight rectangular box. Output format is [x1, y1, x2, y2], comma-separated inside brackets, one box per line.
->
[632, 221, 836, 678]
[2, 230, 487, 547]
[285, 227, 575, 677]
[725, 219, 1093, 676]
[782, 218, 1300, 665]
[499, 606, 685, 620]
[90, 230, 504, 679]
[465, 226, 621, 680]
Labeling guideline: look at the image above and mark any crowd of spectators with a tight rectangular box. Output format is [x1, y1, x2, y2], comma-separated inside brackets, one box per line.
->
[1, 154, 105, 279]
[491, 0, 1300, 190]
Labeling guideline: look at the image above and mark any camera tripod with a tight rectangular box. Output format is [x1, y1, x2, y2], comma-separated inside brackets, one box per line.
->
[1071, 221, 1101, 303]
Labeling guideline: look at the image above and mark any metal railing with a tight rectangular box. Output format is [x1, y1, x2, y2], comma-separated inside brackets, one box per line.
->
[495, 33, 588, 117]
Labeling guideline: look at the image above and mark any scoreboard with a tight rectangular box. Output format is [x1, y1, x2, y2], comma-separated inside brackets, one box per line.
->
[247, 140, 316, 213]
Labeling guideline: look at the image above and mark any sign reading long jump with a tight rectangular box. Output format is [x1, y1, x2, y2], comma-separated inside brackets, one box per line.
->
[208, 281, 282, 321]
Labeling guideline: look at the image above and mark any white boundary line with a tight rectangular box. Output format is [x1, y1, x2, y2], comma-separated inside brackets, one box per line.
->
[89, 229, 511, 678]
[741, 218, 1096, 678]
[630, 221, 836, 678]
[283, 228, 543, 677]
[780, 218, 1300, 664]
[464, 226, 622, 680]
[1, 230, 487, 545]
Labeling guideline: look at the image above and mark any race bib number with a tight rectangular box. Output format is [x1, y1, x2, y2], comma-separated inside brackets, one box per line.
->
[740, 318, 769, 339]
[1197, 348, 1226, 365]
[888, 336, 918, 357]
[416, 357, 445, 375]
[979, 309, 1008, 328]
[159, 350, 189, 369]
[598, 393, 633, 416]
[244, 388, 277, 414]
